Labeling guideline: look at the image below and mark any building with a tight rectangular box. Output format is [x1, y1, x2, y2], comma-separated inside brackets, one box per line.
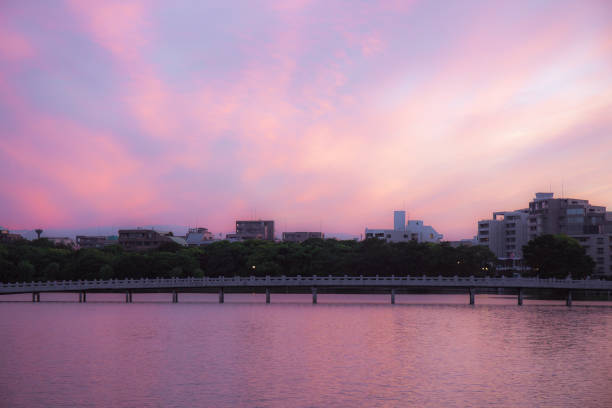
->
[282, 232, 324, 242]
[185, 227, 215, 246]
[118, 229, 185, 251]
[365, 212, 443, 243]
[76, 235, 118, 249]
[46, 237, 77, 249]
[0, 227, 24, 243]
[447, 238, 478, 248]
[229, 220, 275, 241]
[528, 192, 607, 239]
[394, 211, 406, 231]
[527, 192, 612, 277]
[477, 210, 529, 260]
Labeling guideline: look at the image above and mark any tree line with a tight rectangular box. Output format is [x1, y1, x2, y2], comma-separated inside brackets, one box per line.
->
[0, 234, 595, 283]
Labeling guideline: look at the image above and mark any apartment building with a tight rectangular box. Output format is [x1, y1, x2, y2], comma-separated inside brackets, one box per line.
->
[477, 210, 529, 260]
[118, 229, 186, 251]
[227, 220, 275, 241]
[527, 192, 612, 277]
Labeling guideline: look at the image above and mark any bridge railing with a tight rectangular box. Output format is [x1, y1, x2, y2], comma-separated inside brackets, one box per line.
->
[2, 275, 612, 292]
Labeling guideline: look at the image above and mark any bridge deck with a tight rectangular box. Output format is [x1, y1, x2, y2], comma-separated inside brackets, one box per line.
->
[1, 275, 612, 295]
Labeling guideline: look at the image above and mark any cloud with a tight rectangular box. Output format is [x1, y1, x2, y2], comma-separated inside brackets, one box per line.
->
[1, 0, 611, 239]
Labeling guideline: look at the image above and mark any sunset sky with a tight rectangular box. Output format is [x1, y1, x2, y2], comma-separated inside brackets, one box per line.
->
[1, 0, 611, 239]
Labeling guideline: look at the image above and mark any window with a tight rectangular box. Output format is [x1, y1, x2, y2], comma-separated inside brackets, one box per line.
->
[597, 247, 604, 255]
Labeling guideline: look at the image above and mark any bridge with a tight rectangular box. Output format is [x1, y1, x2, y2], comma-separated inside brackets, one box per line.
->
[2, 275, 612, 306]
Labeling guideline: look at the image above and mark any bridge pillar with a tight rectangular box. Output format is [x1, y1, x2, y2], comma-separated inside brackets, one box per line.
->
[172, 291, 178, 303]
[125, 291, 130, 303]
[36, 292, 40, 302]
[566, 290, 572, 307]
[469, 288, 475, 305]
[32, 292, 36, 302]
[78, 292, 83, 303]
[218, 288, 224, 304]
[312, 287, 317, 304]
[391, 289, 396, 304]
[265, 288, 270, 304]
[518, 288, 523, 306]
[82, 291, 87, 303]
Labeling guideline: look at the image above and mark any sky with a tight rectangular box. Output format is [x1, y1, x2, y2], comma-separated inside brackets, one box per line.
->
[1, 0, 611, 240]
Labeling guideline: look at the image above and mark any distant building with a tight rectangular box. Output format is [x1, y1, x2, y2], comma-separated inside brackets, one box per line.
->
[394, 211, 406, 231]
[229, 220, 275, 241]
[477, 210, 530, 260]
[527, 192, 612, 276]
[118, 229, 185, 251]
[0, 227, 23, 243]
[46, 237, 77, 249]
[447, 238, 478, 248]
[282, 232, 324, 242]
[365, 212, 443, 243]
[528, 192, 608, 239]
[185, 227, 215, 246]
[76, 235, 118, 249]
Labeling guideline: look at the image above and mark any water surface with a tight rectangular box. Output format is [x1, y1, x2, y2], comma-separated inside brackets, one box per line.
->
[1, 294, 611, 407]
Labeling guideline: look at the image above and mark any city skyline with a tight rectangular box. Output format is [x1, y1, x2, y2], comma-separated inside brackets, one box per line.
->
[1, 1, 611, 240]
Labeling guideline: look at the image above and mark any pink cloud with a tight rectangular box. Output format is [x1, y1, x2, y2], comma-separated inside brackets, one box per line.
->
[0, 25, 34, 61]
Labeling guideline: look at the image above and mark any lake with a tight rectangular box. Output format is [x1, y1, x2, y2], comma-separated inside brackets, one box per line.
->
[1, 293, 611, 407]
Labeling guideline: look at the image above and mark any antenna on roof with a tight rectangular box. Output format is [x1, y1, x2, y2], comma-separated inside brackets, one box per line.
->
[562, 179, 565, 198]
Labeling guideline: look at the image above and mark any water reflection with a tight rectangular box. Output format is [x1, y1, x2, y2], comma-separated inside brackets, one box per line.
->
[1, 294, 611, 407]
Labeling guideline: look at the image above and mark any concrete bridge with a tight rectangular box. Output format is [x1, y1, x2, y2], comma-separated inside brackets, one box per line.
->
[2, 275, 612, 306]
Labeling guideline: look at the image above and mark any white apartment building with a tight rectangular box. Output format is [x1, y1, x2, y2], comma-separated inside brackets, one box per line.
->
[365, 211, 443, 243]
[477, 210, 529, 260]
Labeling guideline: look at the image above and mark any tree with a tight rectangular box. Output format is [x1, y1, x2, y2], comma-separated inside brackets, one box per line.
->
[35, 229, 43, 239]
[522, 235, 595, 279]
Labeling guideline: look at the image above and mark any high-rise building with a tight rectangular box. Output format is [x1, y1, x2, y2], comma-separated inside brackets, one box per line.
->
[527, 192, 612, 276]
[528, 192, 607, 239]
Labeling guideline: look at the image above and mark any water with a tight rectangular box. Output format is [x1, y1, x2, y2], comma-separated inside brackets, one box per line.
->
[1, 294, 611, 407]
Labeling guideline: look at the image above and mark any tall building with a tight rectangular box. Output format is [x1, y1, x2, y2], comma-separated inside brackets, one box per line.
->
[528, 192, 607, 239]
[365, 211, 443, 243]
[527, 192, 612, 276]
[282, 232, 324, 242]
[229, 220, 275, 241]
[477, 210, 529, 260]
[394, 211, 406, 231]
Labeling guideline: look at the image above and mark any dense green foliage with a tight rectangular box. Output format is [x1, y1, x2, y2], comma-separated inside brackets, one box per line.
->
[0, 238, 498, 283]
[522, 234, 595, 279]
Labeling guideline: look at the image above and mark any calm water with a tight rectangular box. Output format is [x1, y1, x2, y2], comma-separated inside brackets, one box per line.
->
[1, 293, 611, 407]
